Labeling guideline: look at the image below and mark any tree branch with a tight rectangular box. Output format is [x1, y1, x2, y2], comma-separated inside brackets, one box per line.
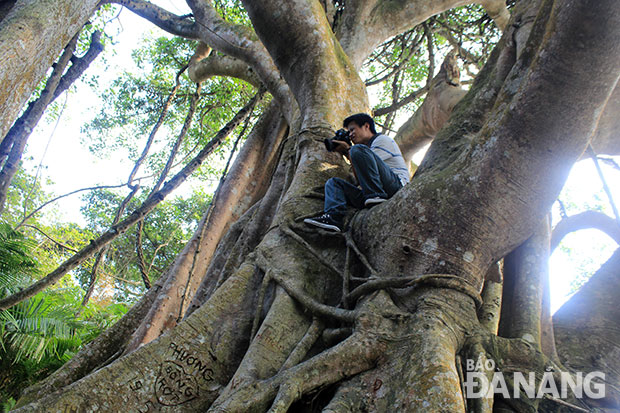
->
[0, 32, 79, 212]
[394, 51, 467, 162]
[127, 65, 185, 186]
[185, 0, 294, 115]
[52, 30, 104, 101]
[189, 53, 261, 87]
[105, 0, 199, 39]
[551, 210, 620, 252]
[81, 184, 140, 306]
[20, 224, 78, 253]
[135, 220, 151, 289]
[152, 83, 201, 194]
[373, 85, 429, 117]
[14, 183, 130, 231]
[0, 91, 263, 311]
[424, 22, 436, 86]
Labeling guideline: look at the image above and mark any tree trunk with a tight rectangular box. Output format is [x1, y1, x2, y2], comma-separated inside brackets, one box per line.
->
[0, 0, 100, 141]
[11, 0, 620, 411]
[125, 102, 288, 351]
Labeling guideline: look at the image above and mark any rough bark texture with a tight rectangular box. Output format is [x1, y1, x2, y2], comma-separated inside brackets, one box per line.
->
[10, 0, 620, 411]
[589, 84, 620, 156]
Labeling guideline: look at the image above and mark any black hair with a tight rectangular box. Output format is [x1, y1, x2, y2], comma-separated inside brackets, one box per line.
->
[343, 113, 376, 134]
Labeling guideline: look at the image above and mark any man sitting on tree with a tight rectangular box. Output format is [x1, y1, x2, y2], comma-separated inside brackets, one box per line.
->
[304, 113, 410, 232]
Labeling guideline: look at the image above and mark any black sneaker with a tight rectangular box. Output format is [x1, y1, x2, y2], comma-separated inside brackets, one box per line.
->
[303, 213, 343, 232]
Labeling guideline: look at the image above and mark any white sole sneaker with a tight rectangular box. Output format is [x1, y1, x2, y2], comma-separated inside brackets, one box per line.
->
[303, 218, 342, 232]
[364, 197, 386, 206]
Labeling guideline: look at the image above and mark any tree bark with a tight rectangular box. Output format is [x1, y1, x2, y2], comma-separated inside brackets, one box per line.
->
[11, 0, 620, 411]
[0, 0, 100, 141]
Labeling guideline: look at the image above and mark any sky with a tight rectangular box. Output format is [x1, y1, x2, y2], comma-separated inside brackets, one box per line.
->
[20, 2, 620, 314]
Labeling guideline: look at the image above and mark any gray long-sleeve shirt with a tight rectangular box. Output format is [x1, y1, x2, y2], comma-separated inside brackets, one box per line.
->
[369, 134, 410, 185]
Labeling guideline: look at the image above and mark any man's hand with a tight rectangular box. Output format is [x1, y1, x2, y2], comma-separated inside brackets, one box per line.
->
[332, 140, 351, 157]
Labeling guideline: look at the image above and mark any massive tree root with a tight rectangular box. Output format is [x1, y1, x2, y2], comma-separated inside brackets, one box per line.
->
[15, 260, 264, 412]
[11, 0, 620, 411]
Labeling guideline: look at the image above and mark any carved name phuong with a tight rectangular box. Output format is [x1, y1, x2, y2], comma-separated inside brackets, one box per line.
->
[168, 342, 215, 381]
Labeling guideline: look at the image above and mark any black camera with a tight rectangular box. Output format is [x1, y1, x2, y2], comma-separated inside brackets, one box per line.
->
[324, 129, 352, 152]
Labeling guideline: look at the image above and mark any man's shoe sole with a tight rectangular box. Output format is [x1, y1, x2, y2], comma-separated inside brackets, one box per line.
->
[364, 198, 386, 206]
[303, 218, 341, 232]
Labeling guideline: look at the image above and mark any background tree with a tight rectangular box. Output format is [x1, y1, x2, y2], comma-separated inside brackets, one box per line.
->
[0, 0, 618, 412]
[0, 0, 103, 142]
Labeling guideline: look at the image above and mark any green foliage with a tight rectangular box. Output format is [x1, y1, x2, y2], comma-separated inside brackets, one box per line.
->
[363, 4, 502, 132]
[213, 0, 251, 26]
[0, 223, 38, 285]
[0, 222, 129, 407]
[2, 164, 52, 229]
[83, 34, 259, 181]
[77, 188, 211, 302]
[0, 290, 129, 407]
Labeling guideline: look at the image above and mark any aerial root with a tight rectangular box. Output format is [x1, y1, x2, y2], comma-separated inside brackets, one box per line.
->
[270, 270, 357, 323]
[251, 268, 272, 338]
[280, 318, 324, 372]
[209, 333, 379, 412]
[462, 331, 596, 413]
[281, 225, 343, 277]
[321, 375, 365, 413]
[267, 381, 303, 413]
[346, 275, 421, 302]
[347, 273, 482, 307]
[344, 231, 378, 275]
[322, 327, 353, 345]
[461, 339, 494, 413]
[342, 246, 351, 308]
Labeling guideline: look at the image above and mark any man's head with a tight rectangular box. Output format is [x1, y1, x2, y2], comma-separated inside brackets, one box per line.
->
[343, 113, 376, 145]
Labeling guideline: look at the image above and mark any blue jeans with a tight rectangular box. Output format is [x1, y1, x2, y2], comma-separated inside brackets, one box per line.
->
[325, 144, 403, 220]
